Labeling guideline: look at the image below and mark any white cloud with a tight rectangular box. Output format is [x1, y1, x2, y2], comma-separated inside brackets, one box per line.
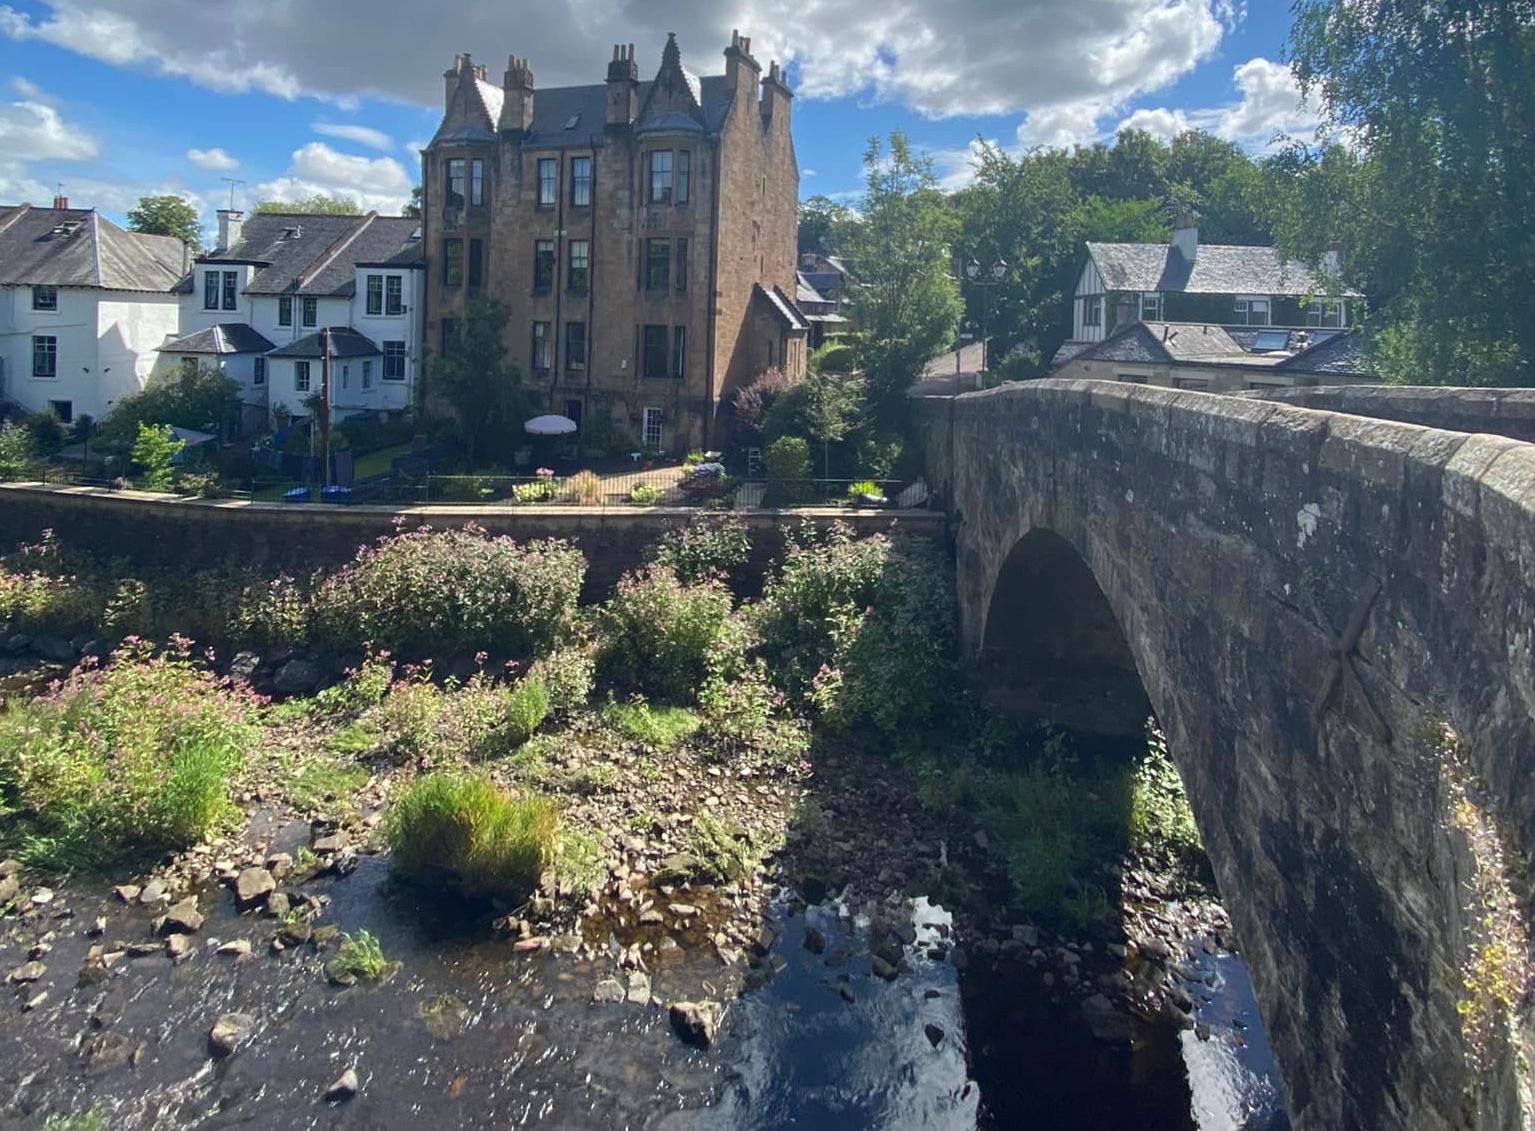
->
[802, 168, 817, 178]
[0, 0, 1232, 129]
[1115, 57, 1320, 150]
[312, 121, 394, 152]
[186, 146, 238, 172]
[0, 83, 99, 201]
[253, 141, 412, 214]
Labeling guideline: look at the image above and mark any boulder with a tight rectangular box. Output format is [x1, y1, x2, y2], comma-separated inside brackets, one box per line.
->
[592, 977, 626, 1004]
[8, 960, 46, 983]
[229, 651, 261, 683]
[668, 1000, 723, 1047]
[209, 1012, 256, 1057]
[233, 867, 276, 909]
[31, 636, 75, 662]
[273, 659, 322, 696]
[161, 897, 204, 934]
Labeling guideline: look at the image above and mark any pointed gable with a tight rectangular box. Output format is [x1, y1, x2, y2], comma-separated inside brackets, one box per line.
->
[433, 55, 499, 144]
[635, 32, 706, 134]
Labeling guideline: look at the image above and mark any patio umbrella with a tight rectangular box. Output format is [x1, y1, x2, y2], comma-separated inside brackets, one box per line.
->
[524, 414, 578, 436]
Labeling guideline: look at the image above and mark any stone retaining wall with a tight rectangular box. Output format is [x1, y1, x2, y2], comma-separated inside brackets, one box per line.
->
[0, 484, 943, 597]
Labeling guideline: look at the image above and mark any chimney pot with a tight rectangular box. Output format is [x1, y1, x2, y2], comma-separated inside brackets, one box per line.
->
[52, 193, 68, 210]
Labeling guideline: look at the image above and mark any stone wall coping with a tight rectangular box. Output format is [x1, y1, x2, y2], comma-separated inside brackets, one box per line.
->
[0, 481, 937, 524]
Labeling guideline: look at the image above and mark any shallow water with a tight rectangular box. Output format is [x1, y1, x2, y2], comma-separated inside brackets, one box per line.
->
[1, 854, 1287, 1130]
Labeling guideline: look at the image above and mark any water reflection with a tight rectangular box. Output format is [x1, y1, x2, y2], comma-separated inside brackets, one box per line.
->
[701, 897, 976, 1131]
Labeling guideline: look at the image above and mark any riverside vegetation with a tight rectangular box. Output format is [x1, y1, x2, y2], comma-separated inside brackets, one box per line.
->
[0, 513, 1226, 1125]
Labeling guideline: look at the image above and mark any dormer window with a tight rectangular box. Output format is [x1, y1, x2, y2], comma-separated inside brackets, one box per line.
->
[1139, 292, 1162, 321]
[1307, 299, 1346, 328]
[203, 269, 238, 311]
[283, 225, 303, 240]
[1235, 297, 1271, 326]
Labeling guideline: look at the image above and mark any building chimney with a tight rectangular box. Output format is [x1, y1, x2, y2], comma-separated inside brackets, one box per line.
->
[216, 209, 243, 251]
[760, 60, 793, 128]
[52, 193, 68, 210]
[443, 53, 471, 111]
[1322, 240, 1341, 281]
[724, 29, 761, 105]
[501, 54, 534, 133]
[1171, 210, 1198, 264]
[606, 44, 639, 127]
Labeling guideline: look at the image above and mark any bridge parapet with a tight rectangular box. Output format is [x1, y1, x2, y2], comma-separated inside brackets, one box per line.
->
[1241, 383, 1535, 443]
[914, 378, 1535, 1131]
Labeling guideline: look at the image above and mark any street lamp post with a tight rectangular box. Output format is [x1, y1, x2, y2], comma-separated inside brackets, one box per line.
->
[963, 256, 1008, 375]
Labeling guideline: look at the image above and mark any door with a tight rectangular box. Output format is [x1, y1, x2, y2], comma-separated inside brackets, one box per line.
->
[564, 399, 583, 427]
[642, 407, 663, 451]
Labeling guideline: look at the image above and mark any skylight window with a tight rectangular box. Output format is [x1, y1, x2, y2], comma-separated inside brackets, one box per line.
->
[1252, 330, 1291, 352]
[563, 113, 581, 130]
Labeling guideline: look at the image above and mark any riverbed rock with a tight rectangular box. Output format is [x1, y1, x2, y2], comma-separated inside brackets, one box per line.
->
[668, 1000, 722, 1047]
[803, 926, 827, 954]
[165, 933, 192, 960]
[325, 1067, 359, 1102]
[627, 971, 652, 1006]
[273, 659, 322, 695]
[209, 1012, 256, 1057]
[1081, 994, 1132, 1045]
[84, 1030, 141, 1073]
[8, 960, 46, 983]
[229, 652, 261, 683]
[592, 977, 626, 1004]
[924, 1022, 946, 1047]
[234, 867, 276, 909]
[871, 956, 899, 981]
[0, 875, 18, 907]
[138, 879, 168, 905]
[161, 897, 204, 934]
[312, 833, 346, 855]
[218, 939, 252, 957]
[112, 884, 141, 903]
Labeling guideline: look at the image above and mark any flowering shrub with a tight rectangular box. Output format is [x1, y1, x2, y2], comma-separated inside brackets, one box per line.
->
[502, 675, 551, 746]
[0, 640, 260, 869]
[629, 483, 661, 506]
[699, 660, 810, 762]
[0, 533, 105, 636]
[597, 564, 741, 703]
[229, 573, 312, 649]
[312, 525, 585, 660]
[527, 645, 595, 713]
[652, 514, 752, 584]
[385, 772, 557, 900]
[753, 524, 956, 733]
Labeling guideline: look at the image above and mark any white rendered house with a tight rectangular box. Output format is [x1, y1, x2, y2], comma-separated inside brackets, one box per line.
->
[162, 209, 426, 427]
[0, 201, 187, 424]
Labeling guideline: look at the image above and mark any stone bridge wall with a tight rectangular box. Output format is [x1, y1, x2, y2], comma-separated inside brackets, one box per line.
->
[0, 484, 941, 598]
[1243, 384, 1535, 444]
[914, 379, 1535, 1131]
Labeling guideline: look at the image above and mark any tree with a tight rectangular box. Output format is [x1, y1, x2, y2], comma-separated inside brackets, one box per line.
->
[127, 195, 202, 251]
[0, 420, 38, 479]
[101, 364, 240, 443]
[849, 131, 964, 430]
[254, 194, 361, 216]
[402, 185, 423, 219]
[798, 195, 856, 256]
[1284, 0, 1535, 385]
[800, 364, 865, 478]
[131, 422, 184, 491]
[431, 298, 528, 467]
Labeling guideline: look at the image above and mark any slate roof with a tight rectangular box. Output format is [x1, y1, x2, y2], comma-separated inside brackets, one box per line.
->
[1086, 241, 1360, 298]
[441, 74, 734, 150]
[196, 213, 422, 298]
[1065, 320, 1374, 376]
[158, 323, 275, 355]
[267, 327, 382, 359]
[0, 205, 187, 292]
[1277, 330, 1372, 375]
[756, 283, 808, 331]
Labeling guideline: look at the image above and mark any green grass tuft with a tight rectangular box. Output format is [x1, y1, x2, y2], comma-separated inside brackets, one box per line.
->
[385, 773, 557, 900]
[329, 929, 391, 981]
[602, 698, 701, 751]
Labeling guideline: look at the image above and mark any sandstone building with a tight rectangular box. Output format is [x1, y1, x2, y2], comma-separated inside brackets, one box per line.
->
[422, 32, 804, 455]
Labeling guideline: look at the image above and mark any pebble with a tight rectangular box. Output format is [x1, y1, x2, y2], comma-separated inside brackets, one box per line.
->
[30, 888, 54, 907]
[113, 884, 141, 903]
[218, 939, 253, 957]
[8, 960, 46, 983]
[325, 1068, 360, 1102]
[22, 991, 47, 1012]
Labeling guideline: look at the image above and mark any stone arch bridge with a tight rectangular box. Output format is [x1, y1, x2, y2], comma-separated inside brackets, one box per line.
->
[913, 380, 1535, 1131]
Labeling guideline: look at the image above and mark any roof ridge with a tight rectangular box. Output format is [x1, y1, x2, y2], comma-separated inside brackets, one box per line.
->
[297, 212, 377, 291]
[0, 203, 31, 237]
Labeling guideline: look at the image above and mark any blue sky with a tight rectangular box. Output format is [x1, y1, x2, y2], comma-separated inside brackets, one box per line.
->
[0, 0, 1317, 234]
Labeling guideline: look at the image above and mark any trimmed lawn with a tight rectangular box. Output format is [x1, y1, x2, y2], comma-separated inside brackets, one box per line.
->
[352, 443, 412, 481]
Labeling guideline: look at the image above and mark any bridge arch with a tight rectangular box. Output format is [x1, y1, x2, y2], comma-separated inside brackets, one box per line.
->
[918, 380, 1535, 1131]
